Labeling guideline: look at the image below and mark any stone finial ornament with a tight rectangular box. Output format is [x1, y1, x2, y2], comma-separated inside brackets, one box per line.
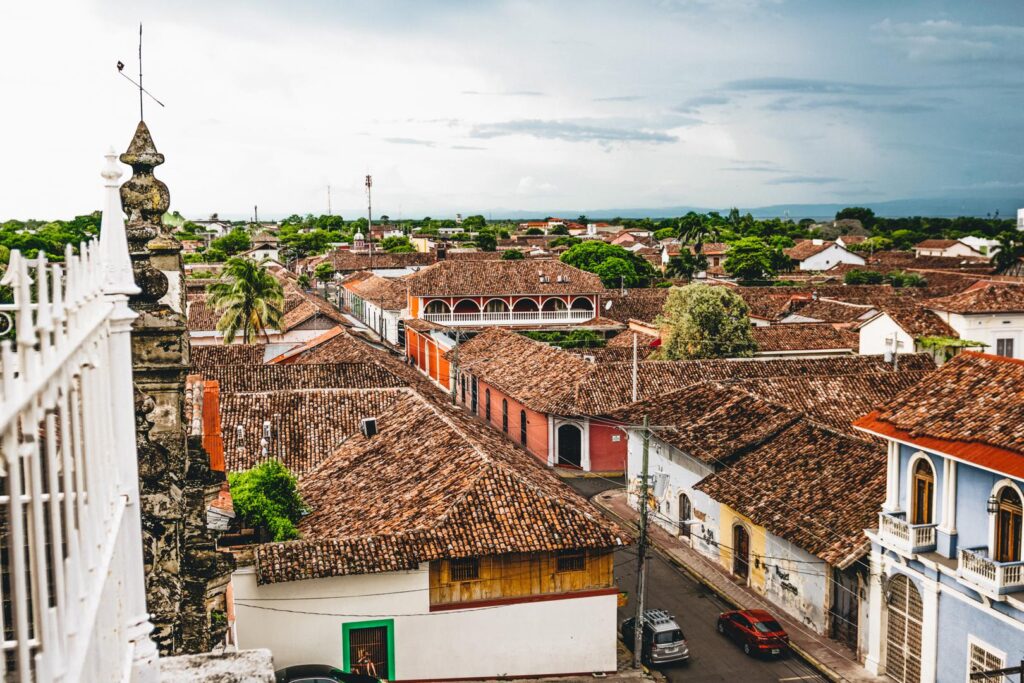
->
[120, 120, 169, 303]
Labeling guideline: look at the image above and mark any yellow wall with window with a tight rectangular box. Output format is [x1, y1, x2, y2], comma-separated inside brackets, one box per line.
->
[716, 504, 768, 591]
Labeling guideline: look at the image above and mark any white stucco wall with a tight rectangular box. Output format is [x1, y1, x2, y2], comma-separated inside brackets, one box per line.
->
[626, 431, 719, 558]
[761, 533, 829, 635]
[858, 313, 915, 356]
[930, 309, 1024, 359]
[232, 564, 618, 680]
[797, 245, 865, 271]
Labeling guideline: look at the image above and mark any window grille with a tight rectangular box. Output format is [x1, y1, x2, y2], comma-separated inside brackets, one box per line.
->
[450, 557, 480, 582]
[556, 551, 586, 573]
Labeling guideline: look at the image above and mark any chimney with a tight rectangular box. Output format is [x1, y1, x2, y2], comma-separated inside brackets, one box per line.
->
[360, 417, 378, 438]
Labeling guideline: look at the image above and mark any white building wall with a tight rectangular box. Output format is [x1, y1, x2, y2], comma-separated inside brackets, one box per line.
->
[232, 565, 617, 680]
[798, 245, 865, 271]
[858, 313, 915, 356]
[930, 310, 1024, 359]
[761, 533, 829, 635]
[626, 431, 719, 558]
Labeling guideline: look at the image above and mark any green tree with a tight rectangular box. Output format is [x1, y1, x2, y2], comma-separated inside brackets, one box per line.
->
[475, 230, 498, 252]
[525, 227, 545, 235]
[380, 235, 416, 253]
[227, 460, 307, 542]
[549, 224, 570, 235]
[992, 232, 1024, 273]
[665, 251, 706, 280]
[550, 236, 581, 249]
[501, 249, 525, 260]
[655, 284, 756, 360]
[206, 258, 285, 344]
[560, 241, 655, 287]
[461, 215, 487, 230]
[723, 237, 775, 282]
[835, 207, 876, 229]
[313, 262, 336, 281]
[844, 269, 885, 285]
[210, 228, 252, 256]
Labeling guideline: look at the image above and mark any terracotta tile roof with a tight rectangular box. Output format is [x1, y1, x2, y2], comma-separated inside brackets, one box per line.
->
[201, 363, 406, 394]
[607, 328, 659, 349]
[839, 235, 867, 244]
[322, 250, 435, 272]
[786, 298, 876, 323]
[861, 305, 958, 339]
[274, 327, 371, 364]
[343, 272, 409, 310]
[914, 239, 960, 249]
[187, 295, 221, 330]
[606, 383, 798, 464]
[279, 290, 347, 330]
[406, 259, 604, 297]
[854, 352, 1024, 469]
[222, 388, 405, 474]
[560, 354, 935, 416]
[445, 251, 505, 261]
[736, 371, 931, 434]
[864, 251, 992, 271]
[695, 419, 884, 567]
[785, 240, 837, 261]
[191, 344, 268, 368]
[601, 289, 671, 324]
[448, 328, 592, 413]
[254, 390, 626, 584]
[752, 323, 857, 353]
[925, 282, 1024, 314]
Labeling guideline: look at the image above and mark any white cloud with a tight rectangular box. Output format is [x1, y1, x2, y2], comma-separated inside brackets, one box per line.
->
[515, 176, 559, 196]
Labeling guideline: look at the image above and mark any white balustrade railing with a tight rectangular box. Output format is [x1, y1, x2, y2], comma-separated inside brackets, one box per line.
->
[877, 511, 937, 554]
[422, 308, 595, 326]
[959, 546, 1024, 596]
[0, 151, 157, 682]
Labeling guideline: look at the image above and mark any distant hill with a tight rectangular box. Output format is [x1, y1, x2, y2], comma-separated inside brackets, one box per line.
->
[495, 197, 1023, 221]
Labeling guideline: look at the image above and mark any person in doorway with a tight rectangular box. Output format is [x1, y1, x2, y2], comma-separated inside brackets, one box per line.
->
[356, 649, 378, 679]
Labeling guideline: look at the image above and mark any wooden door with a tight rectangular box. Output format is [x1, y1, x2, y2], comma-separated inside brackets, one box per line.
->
[557, 424, 582, 468]
[733, 525, 750, 581]
[349, 626, 390, 679]
[679, 494, 692, 538]
[829, 566, 859, 652]
[911, 460, 934, 525]
[995, 488, 1022, 563]
[884, 574, 922, 683]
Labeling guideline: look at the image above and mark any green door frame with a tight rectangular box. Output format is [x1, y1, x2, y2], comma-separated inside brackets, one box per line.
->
[342, 619, 395, 678]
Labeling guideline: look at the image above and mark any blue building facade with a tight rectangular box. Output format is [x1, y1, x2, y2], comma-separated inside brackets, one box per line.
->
[863, 438, 1024, 683]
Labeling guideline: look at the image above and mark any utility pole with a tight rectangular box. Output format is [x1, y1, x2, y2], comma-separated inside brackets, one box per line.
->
[254, 204, 259, 227]
[366, 174, 374, 270]
[633, 414, 650, 670]
[327, 185, 332, 215]
[632, 332, 638, 403]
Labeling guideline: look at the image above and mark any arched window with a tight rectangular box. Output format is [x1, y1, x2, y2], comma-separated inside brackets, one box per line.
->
[424, 300, 450, 317]
[484, 299, 510, 314]
[570, 297, 595, 311]
[460, 374, 466, 404]
[485, 388, 491, 420]
[995, 486, 1023, 563]
[502, 399, 509, 433]
[512, 298, 539, 312]
[519, 410, 527, 446]
[453, 299, 481, 314]
[542, 298, 568, 312]
[911, 458, 935, 525]
[471, 377, 478, 413]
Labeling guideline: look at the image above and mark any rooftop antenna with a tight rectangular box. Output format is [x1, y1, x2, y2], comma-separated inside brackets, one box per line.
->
[116, 23, 165, 120]
[327, 185, 332, 216]
[366, 174, 373, 269]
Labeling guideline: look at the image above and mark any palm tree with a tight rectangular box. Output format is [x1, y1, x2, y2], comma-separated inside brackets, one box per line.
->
[992, 232, 1024, 274]
[206, 257, 285, 344]
[676, 213, 720, 258]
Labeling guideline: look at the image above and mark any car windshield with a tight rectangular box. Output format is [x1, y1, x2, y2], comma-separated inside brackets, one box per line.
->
[655, 629, 684, 644]
[753, 620, 783, 633]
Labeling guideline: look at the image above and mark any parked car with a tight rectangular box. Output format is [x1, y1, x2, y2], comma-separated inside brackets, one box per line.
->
[621, 608, 690, 666]
[717, 609, 789, 657]
[275, 664, 378, 683]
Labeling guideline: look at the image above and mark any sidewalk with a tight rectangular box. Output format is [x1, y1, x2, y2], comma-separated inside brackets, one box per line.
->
[592, 489, 887, 683]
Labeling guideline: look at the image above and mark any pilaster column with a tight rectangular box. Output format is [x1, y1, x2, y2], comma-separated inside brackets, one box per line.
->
[939, 459, 957, 535]
[919, 575, 940, 683]
[864, 550, 885, 675]
[883, 440, 900, 512]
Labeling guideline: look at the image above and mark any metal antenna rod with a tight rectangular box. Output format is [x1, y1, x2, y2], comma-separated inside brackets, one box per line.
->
[138, 23, 144, 120]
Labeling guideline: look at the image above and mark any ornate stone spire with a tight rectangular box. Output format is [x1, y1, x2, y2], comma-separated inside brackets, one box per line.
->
[120, 121, 172, 305]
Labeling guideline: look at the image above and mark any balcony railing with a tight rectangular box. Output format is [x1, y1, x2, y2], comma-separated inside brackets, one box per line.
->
[877, 511, 938, 554]
[422, 309, 595, 326]
[0, 154, 157, 682]
[958, 547, 1024, 596]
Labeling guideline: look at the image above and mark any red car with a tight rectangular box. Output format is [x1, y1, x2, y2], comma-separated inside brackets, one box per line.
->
[716, 609, 789, 657]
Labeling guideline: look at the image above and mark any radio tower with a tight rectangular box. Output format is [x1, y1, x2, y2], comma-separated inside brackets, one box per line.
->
[366, 174, 373, 269]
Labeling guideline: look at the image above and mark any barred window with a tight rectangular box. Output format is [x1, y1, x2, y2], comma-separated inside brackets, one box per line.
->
[968, 640, 1003, 678]
[450, 557, 480, 582]
[556, 550, 586, 573]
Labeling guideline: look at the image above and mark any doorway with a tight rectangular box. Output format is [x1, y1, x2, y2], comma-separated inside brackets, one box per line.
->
[733, 525, 750, 581]
[995, 487, 1022, 563]
[344, 620, 394, 680]
[557, 424, 582, 468]
[678, 493, 692, 538]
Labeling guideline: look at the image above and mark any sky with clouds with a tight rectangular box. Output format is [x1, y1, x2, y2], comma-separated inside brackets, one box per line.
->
[2, 0, 1022, 219]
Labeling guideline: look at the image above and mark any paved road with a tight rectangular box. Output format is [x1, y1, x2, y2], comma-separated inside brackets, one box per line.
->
[564, 477, 826, 683]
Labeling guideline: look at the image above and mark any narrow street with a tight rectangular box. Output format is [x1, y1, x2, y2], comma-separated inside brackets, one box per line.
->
[567, 477, 828, 683]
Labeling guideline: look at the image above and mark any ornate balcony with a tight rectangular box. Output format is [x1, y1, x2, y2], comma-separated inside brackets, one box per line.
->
[422, 309, 595, 326]
[958, 547, 1024, 596]
[877, 511, 937, 555]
